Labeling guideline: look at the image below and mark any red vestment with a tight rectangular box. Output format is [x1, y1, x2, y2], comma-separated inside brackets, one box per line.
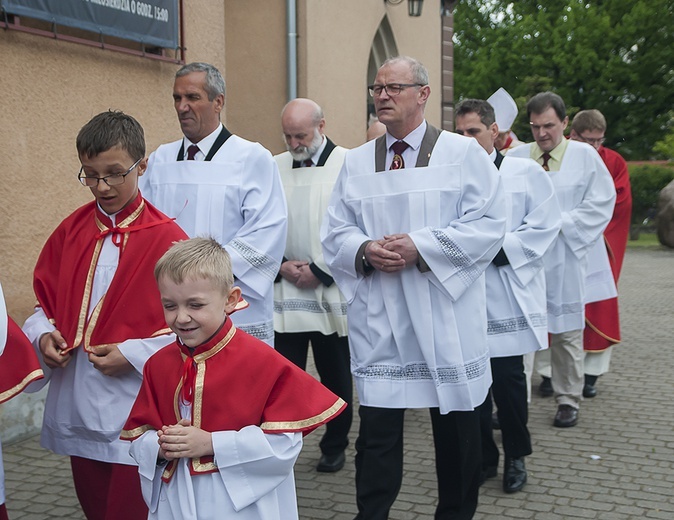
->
[0, 317, 43, 403]
[584, 146, 632, 351]
[121, 317, 346, 482]
[32, 191, 188, 353]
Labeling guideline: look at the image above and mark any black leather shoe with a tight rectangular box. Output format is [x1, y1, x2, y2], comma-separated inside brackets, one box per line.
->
[583, 375, 598, 398]
[316, 451, 345, 472]
[479, 465, 498, 486]
[583, 383, 597, 398]
[503, 457, 527, 493]
[538, 376, 553, 397]
[554, 404, 579, 427]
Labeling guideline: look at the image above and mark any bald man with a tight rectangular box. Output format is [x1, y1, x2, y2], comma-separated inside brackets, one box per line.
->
[273, 98, 352, 473]
[366, 119, 387, 142]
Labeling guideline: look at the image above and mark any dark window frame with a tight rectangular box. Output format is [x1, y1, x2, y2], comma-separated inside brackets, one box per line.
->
[0, 3, 185, 64]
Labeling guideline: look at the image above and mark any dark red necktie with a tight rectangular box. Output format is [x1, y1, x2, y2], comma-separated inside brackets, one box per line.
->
[187, 144, 200, 160]
[302, 159, 313, 167]
[541, 152, 551, 171]
[390, 140, 409, 170]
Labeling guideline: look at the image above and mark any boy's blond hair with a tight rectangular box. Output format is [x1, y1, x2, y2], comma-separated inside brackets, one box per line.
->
[154, 237, 234, 292]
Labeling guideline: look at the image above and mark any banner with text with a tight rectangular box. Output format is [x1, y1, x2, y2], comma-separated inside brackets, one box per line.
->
[1, 0, 178, 48]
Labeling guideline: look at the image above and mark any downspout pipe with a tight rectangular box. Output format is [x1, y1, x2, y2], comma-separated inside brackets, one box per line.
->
[286, 0, 298, 101]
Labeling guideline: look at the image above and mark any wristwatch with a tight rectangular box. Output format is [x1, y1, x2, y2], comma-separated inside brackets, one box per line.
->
[362, 253, 374, 273]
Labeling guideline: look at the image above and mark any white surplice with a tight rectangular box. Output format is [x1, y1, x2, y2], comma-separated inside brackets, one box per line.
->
[321, 131, 507, 414]
[273, 148, 348, 336]
[22, 213, 173, 464]
[130, 425, 303, 520]
[140, 130, 287, 345]
[508, 140, 616, 332]
[584, 238, 618, 304]
[486, 156, 561, 358]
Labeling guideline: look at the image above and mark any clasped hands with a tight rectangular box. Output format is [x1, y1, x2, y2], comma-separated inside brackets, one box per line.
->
[158, 419, 214, 460]
[279, 260, 321, 289]
[39, 329, 133, 376]
[364, 234, 418, 273]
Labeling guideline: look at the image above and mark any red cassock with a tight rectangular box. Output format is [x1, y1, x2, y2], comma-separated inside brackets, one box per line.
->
[121, 318, 346, 482]
[0, 317, 43, 404]
[584, 146, 633, 351]
[32, 192, 188, 353]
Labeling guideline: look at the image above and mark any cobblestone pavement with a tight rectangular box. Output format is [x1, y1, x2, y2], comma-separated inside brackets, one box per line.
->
[4, 247, 674, 519]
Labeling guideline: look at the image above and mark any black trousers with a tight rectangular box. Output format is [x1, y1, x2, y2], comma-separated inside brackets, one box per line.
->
[479, 354, 532, 469]
[274, 331, 353, 455]
[354, 405, 481, 520]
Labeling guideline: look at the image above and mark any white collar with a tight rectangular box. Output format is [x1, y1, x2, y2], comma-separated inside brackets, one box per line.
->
[385, 120, 427, 151]
[309, 135, 327, 165]
[183, 123, 223, 156]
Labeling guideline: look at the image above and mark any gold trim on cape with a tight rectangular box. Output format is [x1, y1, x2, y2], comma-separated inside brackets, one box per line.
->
[119, 423, 154, 441]
[75, 202, 146, 350]
[261, 397, 346, 431]
[73, 239, 103, 348]
[0, 369, 44, 404]
[584, 317, 620, 347]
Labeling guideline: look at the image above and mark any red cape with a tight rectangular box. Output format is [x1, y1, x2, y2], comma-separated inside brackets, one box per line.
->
[0, 317, 43, 403]
[584, 146, 632, 351]
[33, 192, 188, 353]
[121, 318, 346, 481]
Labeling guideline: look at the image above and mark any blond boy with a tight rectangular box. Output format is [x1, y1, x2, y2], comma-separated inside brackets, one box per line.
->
[122, 237, 345, 520]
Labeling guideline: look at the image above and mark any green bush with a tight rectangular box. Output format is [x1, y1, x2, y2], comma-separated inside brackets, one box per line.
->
[629, 164, 674, 225]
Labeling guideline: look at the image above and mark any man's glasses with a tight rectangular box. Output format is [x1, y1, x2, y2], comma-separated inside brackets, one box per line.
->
[577, 135, 605, 146]
[78, 157, 142, 187]
[368, 83, 425, 98]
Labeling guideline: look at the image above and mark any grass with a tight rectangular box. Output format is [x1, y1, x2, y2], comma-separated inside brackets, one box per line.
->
[627, 231, 665, 248]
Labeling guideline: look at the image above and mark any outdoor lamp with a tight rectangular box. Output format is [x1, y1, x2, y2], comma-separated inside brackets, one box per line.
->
[408, 0, 423, 17]
[384, 0, 424, 18]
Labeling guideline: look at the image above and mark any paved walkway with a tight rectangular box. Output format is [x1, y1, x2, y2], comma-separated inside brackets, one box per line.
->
[4, 247, 674, 519]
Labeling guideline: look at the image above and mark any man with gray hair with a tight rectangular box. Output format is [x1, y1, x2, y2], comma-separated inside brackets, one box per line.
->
[322, 56, 506, 519]
[140, 62, 287, 345]
[273, 98, 352, 473]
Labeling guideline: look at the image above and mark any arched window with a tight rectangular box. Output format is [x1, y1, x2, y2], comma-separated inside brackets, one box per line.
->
[366, 16, 398, 128]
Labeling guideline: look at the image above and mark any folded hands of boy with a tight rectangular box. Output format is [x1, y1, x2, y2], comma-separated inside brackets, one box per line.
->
[157, 419, 215, 460]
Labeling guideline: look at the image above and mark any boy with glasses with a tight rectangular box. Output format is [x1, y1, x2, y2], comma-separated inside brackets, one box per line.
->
[22, 110, 187, 520]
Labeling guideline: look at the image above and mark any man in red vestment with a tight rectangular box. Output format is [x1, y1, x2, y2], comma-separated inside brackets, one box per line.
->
[570, 109, 632, 397]
[22, 111, 188, 520]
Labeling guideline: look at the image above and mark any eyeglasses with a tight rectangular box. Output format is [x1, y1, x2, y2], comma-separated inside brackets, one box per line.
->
[368, 83, 425, 97]
[78, 158, 142, 187]
[577, 134, 605, 146]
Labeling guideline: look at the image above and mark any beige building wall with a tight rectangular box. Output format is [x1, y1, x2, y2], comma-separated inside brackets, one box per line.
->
[0, 0, 447, 441]
[301, 1, 442, 150]
[225, 1, 442, 154]
[223, 1, 288, 149]
[0, 1, 225, 322]
[0, 0, 226, 440]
